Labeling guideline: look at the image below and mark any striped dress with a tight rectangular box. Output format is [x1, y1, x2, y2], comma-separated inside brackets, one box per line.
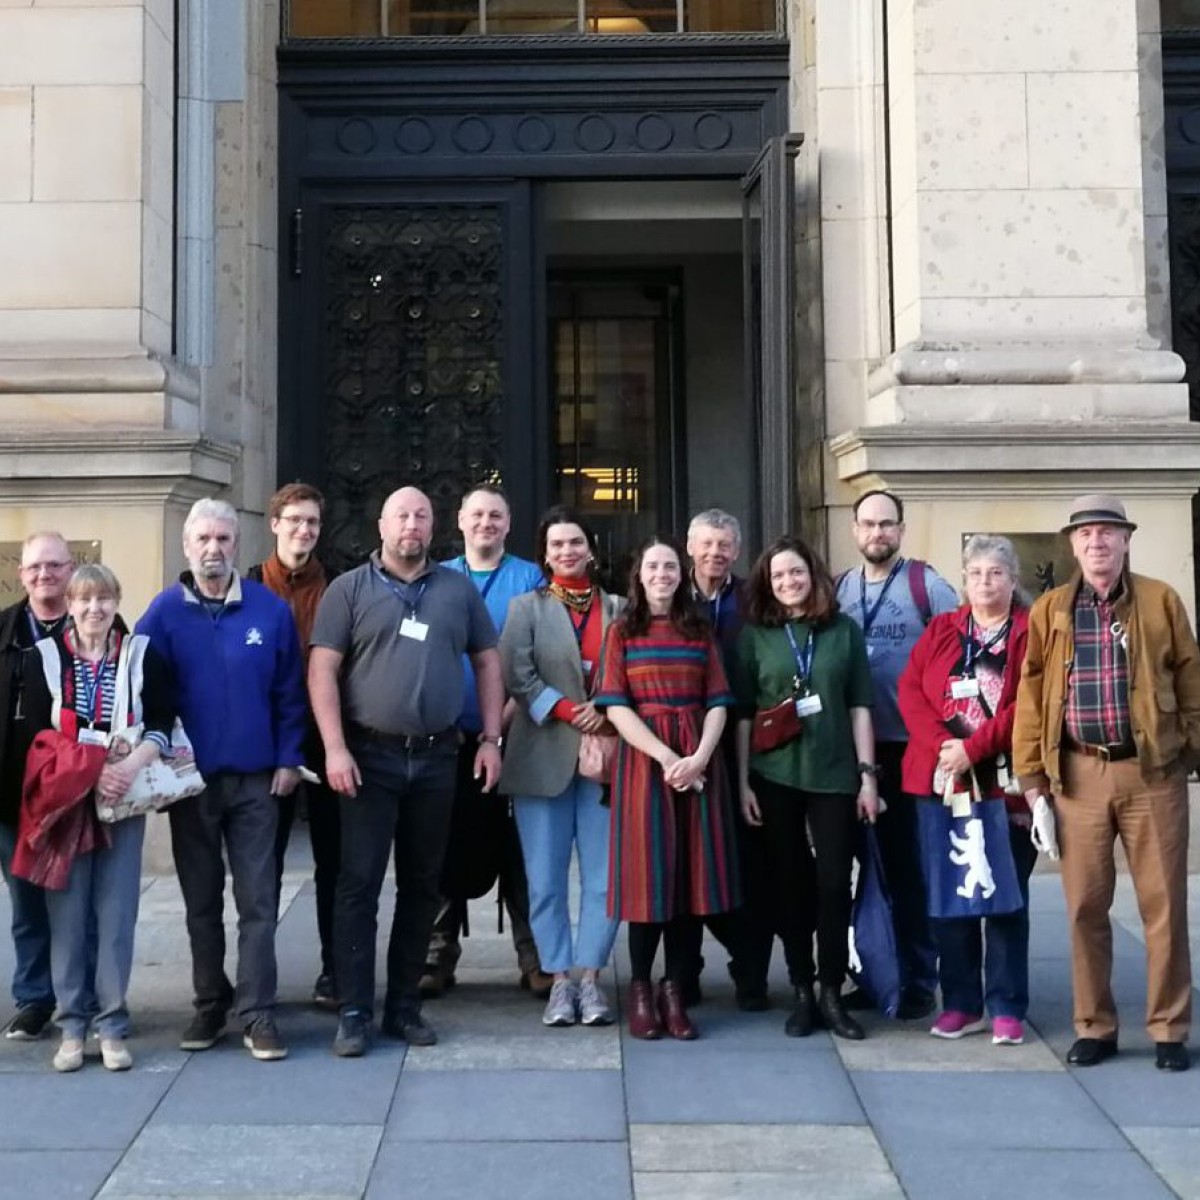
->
[594, 616, 741, 923]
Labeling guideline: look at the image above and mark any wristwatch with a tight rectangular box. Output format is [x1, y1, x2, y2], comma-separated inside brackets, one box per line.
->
[857, 762, 881, 777]
[479, 733, 504, 748]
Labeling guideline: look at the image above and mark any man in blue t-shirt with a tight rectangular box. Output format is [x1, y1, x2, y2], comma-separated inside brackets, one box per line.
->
[420, 485, 549, 999]
[835, 489, 958, 1019]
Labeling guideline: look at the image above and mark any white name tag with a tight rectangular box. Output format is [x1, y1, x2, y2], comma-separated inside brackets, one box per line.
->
[581, 659, 594, 674]
[950, 678, 980, 699]
[794, 693, 823, 718]
[399, 618, 429, 642]
[950, 791, 973, 819]
[77, 728, 108, 747]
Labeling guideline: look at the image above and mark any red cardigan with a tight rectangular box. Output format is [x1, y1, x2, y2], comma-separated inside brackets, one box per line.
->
[897, 604, 1029, 807]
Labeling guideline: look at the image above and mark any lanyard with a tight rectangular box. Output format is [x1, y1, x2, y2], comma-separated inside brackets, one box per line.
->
[858, 557, 905, 638]
[376, 567, 429, 618]
[963, 613, 1011, 676]
[571, 598, 595, 651]
[784, 622, 816, 690]
[26, 610, 62, 643]
[460, 555, 506, 601]
[79, 658, 111, 726]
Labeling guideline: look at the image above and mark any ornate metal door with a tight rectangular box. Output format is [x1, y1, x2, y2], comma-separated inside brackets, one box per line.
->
[280, 183, 542, 570]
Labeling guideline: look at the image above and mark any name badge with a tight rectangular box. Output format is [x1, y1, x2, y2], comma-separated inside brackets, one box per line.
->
[581, 659, 594, 674]
[950, 791, 973, 819]
[950, 678, 980, 700]
[794, 693, 823, 718]
[77, 728, 108, 747]
[399, 618, 429, 642]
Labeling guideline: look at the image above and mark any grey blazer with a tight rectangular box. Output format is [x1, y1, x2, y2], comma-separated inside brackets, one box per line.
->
[499, 587, 624, 798]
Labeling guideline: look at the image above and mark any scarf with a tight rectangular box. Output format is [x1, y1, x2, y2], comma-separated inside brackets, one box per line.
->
[547, 574, 594, 615]
[260, 553, 328, 658]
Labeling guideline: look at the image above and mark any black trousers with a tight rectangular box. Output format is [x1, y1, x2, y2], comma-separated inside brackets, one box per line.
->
[874, 741, 937, 995]
[750, 772, 857, 986]
[333, 739, 457, 1017]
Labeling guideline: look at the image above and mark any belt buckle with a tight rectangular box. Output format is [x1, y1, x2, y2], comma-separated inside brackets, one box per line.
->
[1097, 745, 1111, 762]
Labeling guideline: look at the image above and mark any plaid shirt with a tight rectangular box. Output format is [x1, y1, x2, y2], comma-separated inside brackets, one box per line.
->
[1065, 579, 1132, 747]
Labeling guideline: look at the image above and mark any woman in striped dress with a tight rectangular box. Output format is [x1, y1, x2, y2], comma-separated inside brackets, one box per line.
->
[595, 537, 739, 1040]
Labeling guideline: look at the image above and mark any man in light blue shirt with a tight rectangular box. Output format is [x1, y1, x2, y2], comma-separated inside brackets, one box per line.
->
[421, 485, 549, 998]
[835, 489, 958, 1019]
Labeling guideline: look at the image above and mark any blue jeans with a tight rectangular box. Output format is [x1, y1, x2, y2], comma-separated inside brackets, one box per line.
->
[934, 822, 1038, 1019]
[45, 816, 145, 1039]
[0, 821, 54, 1010]
[513, 776, 618, 974]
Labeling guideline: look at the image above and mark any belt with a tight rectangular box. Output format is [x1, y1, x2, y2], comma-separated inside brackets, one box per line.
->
[1064, 737, 1137, 763]
[348, 724, 457, 752]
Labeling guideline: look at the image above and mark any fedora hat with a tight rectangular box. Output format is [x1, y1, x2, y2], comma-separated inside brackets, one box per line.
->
[1060, 493, 1137, 534]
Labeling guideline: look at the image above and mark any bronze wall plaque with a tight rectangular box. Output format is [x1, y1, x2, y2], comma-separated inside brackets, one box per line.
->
[961, 532, 1074, 600]
[0, 540, 103, 608]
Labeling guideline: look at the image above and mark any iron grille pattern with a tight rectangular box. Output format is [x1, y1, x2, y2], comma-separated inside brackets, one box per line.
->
[321, 204, 505, 570]
[1169, 192, 1200, 421]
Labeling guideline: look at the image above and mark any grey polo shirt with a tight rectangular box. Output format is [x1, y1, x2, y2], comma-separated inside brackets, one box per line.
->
[311, 552, 498, 737]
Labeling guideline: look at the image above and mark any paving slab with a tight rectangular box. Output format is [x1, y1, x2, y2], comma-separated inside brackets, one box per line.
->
[366, 1141, 633, 1200]
[386, 1069, 627, 1141]
[0, 1151, 122, 1200]
[1071, 1052, 1200, 1128]
[632, 1171, 904, 1199]
[835, 1021, 1063, 1072]
[624, 1047, 863, 1125]
[855, 1071, 1127, 1153]
[1125, 1126, 1200, 1199]
[97, 1124, 381, 1197]
[887, 1146, 1176, 1200]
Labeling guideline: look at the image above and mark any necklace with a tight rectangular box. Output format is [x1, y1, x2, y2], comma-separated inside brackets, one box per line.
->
[547, 580, 594, 614]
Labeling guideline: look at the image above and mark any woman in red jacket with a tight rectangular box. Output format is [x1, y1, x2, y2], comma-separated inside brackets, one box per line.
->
[898, 535, 1035, 1047]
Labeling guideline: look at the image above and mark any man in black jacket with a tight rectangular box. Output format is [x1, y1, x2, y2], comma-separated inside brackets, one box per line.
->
[0, 532, 74, 1039]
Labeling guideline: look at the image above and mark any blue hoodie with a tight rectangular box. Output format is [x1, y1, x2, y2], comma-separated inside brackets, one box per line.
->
[135, 573, 307, 778]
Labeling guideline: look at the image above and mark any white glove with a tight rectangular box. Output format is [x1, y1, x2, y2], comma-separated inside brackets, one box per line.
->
[1030, 795, 1059, 860]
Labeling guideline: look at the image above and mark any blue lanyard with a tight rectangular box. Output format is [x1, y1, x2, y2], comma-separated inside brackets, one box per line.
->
[963, 613, 1010, 676]
[784, 622, 815, 689]
[858, 557, 905, 638]
[79, 659, 111, 725]
[376, 566, 429, 618]
[570, 599, 595, 651]
[459, 555, 506, 601]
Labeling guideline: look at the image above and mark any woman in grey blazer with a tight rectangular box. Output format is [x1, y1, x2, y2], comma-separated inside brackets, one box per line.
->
[500, 507, 623, 1029]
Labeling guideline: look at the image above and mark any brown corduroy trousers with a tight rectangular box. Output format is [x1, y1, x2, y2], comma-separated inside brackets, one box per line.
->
[1056, 750, 1191, 1043]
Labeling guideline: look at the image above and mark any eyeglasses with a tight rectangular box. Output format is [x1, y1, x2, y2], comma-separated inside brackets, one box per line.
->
[856, 520, 900, 532]
[279, 516, 321, 529]
[20, 561, 72, 575]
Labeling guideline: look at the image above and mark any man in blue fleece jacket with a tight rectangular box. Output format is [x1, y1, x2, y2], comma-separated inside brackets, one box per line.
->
[137, 498, 307, 1062]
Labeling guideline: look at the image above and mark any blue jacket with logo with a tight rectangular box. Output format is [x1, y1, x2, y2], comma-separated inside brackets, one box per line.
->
[135, 572, 307, 778]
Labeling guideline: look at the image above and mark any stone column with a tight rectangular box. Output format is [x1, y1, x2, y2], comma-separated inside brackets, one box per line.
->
[821, 0, 1200, 603]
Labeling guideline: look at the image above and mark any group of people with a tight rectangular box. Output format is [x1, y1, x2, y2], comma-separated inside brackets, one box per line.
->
[0, 482, 1194, 1074]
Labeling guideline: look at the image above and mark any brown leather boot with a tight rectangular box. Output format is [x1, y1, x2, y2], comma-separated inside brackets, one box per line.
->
[628, 981, 663, 1040]
[657, 980, 699, 1040]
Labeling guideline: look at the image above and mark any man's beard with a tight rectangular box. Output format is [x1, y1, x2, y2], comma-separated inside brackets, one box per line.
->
[862, 543, 897, 565]
[396, 541, 427, 561]
[195, 559, 232, 578]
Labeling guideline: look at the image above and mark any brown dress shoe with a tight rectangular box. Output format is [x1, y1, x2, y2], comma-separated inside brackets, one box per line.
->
[520, 968, 554, 1000]
[628, 980, 663, 1040]
[657, 980, 699, 1041]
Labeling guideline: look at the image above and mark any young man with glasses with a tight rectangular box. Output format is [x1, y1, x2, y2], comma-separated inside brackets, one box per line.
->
[835, 490, 958, 1019]
[249, 482, 342, 1012]
[0, 533, 74, 1039]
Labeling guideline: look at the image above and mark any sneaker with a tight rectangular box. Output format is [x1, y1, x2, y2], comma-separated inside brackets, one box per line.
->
[312, 972, 340, 1013]
[578, 978, 613, 1027]
[53, 1036, 85, 1073]
[242, 1015, 288, 1061]
[382, 1008, 437, 1047]
[100, 1038, 133, 1071]
[930, 1010, 987, 1039]
[333, 1008, 371, 1058]
[541, 979, 578, 1027]
[992, 1016, 1025, 1046]
[180, 1009, 227, 1051]
[5, 1005, 54, 1041]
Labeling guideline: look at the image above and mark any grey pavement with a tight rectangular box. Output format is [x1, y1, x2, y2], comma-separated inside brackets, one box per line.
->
[0, 825, 1197, 1199]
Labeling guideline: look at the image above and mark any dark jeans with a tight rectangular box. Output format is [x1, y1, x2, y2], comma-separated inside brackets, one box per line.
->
[875, 741, 937, 995]
[935, 821, 1038, 1019]
[0, 820, 54, 1010]
[751, 773, 857, 986]
[426, 744, 539, 977]
[168, 771, 279, 1024]
[334, 739, 457, 1017]
[274, 777, 341, 979]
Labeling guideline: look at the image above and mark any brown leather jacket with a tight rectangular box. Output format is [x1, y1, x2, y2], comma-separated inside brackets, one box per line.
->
[1013, 571, 1200, 792]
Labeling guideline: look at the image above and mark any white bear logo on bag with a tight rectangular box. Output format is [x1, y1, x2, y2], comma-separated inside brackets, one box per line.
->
[948, 818, 996, 900]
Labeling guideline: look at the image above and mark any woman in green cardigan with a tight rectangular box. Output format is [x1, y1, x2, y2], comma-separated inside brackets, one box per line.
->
[733, 536, 879, 1040]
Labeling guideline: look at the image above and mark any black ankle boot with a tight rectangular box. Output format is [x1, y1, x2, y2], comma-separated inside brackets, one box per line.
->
[784, 984, 815, 1038]
[817, 983, 865, 1041]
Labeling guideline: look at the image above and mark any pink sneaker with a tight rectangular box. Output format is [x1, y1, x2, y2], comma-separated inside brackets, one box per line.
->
[992, 1017, 1024, 1045]
[930, 1010, 986, 1039]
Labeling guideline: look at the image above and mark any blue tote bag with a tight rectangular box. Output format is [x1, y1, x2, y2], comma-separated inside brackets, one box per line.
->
[849, 824, 902, 1018]
[916, 784, 1024, 920]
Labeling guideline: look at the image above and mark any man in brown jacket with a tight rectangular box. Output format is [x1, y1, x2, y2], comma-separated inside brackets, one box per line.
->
[1014, 493, 1200, 1072]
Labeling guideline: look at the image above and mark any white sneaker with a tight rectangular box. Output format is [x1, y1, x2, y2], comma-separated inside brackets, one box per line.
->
[541, 979, 579, 1027]
[53, 1037, 85, 1073]
[578, 978, 613, 1026]
[100, 1038, 133, 1071]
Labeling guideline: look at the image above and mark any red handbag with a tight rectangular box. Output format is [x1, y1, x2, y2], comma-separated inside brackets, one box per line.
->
[750, 697, 803, 754]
